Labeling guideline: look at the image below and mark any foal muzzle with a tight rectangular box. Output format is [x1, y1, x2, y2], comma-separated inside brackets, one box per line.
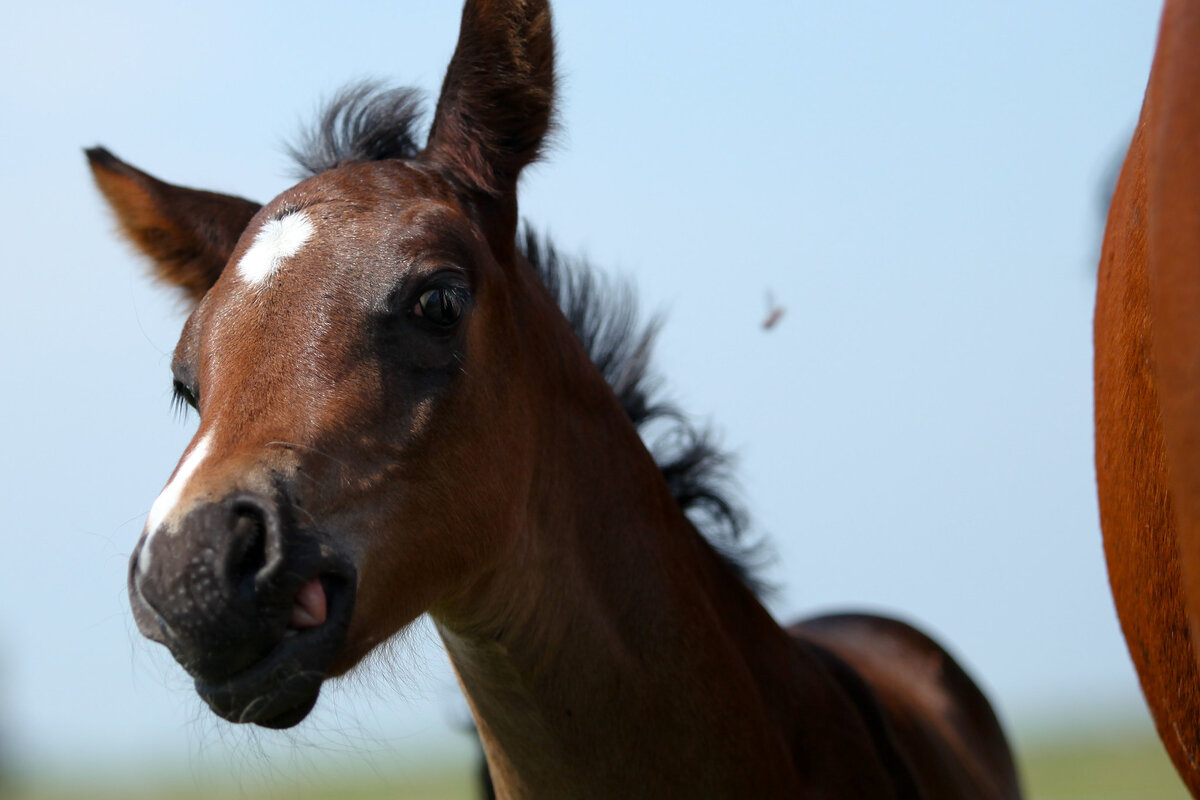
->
[128, 492, 355, 727]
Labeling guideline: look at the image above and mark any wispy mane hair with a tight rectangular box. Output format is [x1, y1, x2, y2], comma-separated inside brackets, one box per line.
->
[519, 229, 768, 595]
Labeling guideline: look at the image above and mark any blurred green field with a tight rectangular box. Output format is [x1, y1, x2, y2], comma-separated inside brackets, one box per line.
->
[1019, 730, 1189, 800]
[5, 727, 1190, 799]
[3, 765, 478, 800]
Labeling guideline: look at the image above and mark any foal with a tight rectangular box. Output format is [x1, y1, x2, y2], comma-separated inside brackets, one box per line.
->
[90, 1, 1020, 796]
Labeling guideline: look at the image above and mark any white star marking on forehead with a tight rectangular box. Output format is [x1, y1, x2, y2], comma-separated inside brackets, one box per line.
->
[236, 210, 315, 285]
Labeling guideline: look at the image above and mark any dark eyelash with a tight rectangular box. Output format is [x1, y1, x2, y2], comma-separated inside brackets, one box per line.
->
[171, 380, 198, 419]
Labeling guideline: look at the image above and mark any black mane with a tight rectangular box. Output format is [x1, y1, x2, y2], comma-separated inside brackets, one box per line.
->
[519, 229, 766, 594]
[289, 86, 765, 593]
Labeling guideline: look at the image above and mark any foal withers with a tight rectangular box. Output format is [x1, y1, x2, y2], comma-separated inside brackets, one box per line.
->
[91, 1, 1022, 796]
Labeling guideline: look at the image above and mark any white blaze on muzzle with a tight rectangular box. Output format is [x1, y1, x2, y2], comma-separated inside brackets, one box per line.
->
[141, 432, 214, 573]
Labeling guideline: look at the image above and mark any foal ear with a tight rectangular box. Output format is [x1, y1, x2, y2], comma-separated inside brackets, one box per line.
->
[423, 0, 555, 201]
[86, 147, 262, 304]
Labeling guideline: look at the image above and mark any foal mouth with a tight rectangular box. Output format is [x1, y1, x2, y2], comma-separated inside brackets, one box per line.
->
[194, 571, 356, 729]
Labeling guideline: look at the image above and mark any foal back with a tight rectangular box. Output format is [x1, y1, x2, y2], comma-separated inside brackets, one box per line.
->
[794, 614, 1022, 800]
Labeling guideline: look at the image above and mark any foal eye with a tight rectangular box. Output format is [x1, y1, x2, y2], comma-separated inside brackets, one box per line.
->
[414, 286, 464, 326]
[171, 379, 199, 415]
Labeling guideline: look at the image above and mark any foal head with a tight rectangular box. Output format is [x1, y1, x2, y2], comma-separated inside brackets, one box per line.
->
[90, 0, 561, 727]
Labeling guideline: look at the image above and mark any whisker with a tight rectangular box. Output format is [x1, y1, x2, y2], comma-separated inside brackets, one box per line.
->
[290, 504, 318, 527]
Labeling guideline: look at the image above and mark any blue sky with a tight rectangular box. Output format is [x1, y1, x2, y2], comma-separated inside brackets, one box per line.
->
[0, 0, 1165, 780]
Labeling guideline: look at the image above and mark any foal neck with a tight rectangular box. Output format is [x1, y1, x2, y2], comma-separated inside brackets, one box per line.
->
[431, 291, 806, 796]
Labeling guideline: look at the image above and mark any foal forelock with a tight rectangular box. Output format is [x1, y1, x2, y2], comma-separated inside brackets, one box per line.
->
[288, 83, 425, 179]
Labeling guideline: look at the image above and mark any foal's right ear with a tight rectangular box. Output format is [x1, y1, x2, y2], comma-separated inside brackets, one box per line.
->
[86, 147, 262, 304]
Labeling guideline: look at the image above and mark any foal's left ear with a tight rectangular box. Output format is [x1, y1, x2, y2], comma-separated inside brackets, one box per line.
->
[86, 147, 262, 305]
[422, 0, 555, 207]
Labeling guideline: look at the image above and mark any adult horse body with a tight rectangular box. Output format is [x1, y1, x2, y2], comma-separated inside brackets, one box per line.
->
[1096, 0, 1200, 795]
[90, 2, 1020, 797]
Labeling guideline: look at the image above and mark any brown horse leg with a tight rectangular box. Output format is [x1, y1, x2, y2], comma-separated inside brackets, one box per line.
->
[793, 613, 1022, 800]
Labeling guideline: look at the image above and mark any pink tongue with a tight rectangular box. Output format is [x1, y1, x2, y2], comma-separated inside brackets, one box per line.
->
[290, 578, 327, 629]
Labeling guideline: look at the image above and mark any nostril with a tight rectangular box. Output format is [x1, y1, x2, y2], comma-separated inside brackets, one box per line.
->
[227, 499, 283, 598]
